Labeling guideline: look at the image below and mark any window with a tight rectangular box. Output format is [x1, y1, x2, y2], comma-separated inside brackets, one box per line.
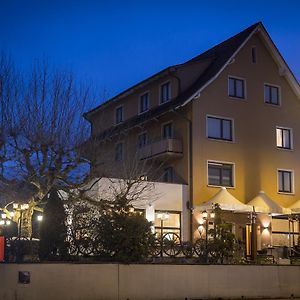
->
[115, 106, 123, 124]
[139, 93, 149, 113]
[154, 211, 181, 237]
[160, 82, 171, 104]
[207, 116, 233, 141]
[276, 127, 292, 149]
[278, 170, 293, 193]
[138, 132, 147, 148]
[228, 77, 245, 98]
[264, 84, 279, 105]
[115, 143, 123, 161]
[251, 46, 257, 63]
[208, 161, 233, 187]
[162, 122, 173, 139]
[163, 167, 174, 183]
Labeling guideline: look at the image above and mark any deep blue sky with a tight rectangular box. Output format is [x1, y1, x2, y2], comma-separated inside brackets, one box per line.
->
[0, 0, 299, 103]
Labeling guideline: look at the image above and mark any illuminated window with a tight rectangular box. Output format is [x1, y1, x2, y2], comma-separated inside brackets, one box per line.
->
[154, 211, 181, 237]
[228, 77, 245, 98]
[115, 143, 123, 161]
[276, 127, 292, 149]
[208, 161, 233, 187]
[140, 93, 149, 113]
[115, 106, 123, 124]
[278, 170, 293, 193]
[264, 84, 279, 105]
[207, 116, 233, 141]
[160, 82, 171, 104]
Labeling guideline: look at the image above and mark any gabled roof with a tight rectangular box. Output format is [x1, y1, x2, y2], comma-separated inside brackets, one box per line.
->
[85, 22, 261, 121]
[85, 22, 299, 139]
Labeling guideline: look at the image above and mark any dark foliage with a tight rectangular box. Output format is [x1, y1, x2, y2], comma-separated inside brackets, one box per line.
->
[39, 189, 68, 260]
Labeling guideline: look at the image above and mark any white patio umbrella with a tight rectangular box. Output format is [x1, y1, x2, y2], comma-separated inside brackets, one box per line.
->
[247, 191, 291, 215]
[196, 187, 252, 212]
[289, 199, 300, 213]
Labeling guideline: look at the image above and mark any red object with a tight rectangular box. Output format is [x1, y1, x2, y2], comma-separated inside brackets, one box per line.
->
[0, 236, 4, 262]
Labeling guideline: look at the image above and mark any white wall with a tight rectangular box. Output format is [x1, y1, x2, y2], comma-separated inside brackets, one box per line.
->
[0, 263, 299, 300]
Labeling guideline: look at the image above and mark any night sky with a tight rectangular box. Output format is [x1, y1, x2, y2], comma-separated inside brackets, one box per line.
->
[0, 0, 299, 104]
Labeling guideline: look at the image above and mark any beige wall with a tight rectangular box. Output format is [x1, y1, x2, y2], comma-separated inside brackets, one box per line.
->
[1, 263, 300, 300]
[192, 32, 300, 207]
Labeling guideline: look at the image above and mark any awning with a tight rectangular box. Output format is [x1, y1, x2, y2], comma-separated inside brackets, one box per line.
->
[196, 187, 252, 212]
[247, 191, 291, 215]
[289, 199, 300, 213]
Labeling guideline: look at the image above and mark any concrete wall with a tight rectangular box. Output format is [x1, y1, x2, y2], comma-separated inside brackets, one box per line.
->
[1, 263, 300, 300]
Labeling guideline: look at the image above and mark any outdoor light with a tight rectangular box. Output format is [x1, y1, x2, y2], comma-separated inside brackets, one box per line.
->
[13, 203, 19, 209]
[9, 211, 15, 217]
[202, 211, 208, 219]
[1, 213, 6, 219]
[210, 212, 215, 219]
[21, 203, 29, 210]
[37, 215, 43, 222]
[129, 207, 135, 213]
[198, 224, 204, 231]
[0, 220, 4, 225]
[5, 220, 11, 225]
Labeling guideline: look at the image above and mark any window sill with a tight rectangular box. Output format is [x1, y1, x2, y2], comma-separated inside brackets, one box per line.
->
[278, 191, 294, 196]
[228, 96, 247, 101]
[159, 99, 172, 106]
[264, 102, 281, 108]
[276, 147, 293, 152]
[207, 184, 235, 189]
[138, 109, 149, 115]
[207, 137, 234, 143]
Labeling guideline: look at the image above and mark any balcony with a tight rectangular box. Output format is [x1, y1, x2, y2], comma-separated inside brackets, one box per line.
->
[138, 138, 183, 161]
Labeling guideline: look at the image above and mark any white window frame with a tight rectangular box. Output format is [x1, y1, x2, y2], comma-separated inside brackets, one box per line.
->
[115, 105, 124, 125]
[138, 91, 150, 114]
[159, 81, 171, 104]
[207, 160, 236, 188]
[276, 126, 293, 150]
[264, 83, 281, 106]
[228, 75, 247, 100]
[277, 168, 294, 195]
[206, 114, 235, 142]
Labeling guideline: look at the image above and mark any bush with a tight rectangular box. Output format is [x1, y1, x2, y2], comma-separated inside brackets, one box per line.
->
[97, 202, 155, 262]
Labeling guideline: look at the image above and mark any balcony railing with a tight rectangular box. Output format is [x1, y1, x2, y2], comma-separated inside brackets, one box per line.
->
[138, 138, 183, 160]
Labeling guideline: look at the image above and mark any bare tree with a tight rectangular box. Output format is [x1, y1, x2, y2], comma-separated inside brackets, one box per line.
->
[0, 56, 98, 237]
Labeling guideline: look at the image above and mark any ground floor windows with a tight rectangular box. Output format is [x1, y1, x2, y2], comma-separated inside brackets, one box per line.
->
[278, 169, 293, 194]
[208, 161, 234, 187]
[154, 211, 181, 237]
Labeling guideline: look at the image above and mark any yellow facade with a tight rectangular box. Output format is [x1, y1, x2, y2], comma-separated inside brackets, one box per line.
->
[86, 23, 300, 214]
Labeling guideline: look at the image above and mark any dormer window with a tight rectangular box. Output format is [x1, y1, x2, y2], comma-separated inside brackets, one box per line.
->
[160, 82, 171, 104]
[115, 106, 123, 124]
[140, 93, 149, 113]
